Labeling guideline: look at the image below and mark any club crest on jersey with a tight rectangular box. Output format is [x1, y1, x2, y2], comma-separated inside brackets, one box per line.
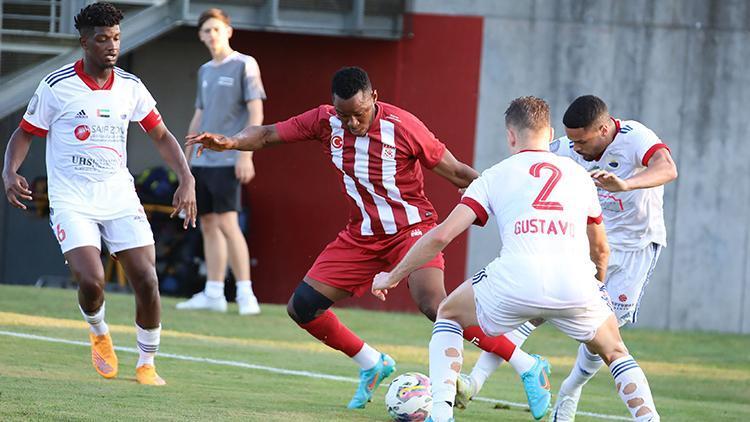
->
[608, 159, 619, 168]
[74, 124, 91, 141]
[331, 135, 343, 149]
[383, 144, 396, 160]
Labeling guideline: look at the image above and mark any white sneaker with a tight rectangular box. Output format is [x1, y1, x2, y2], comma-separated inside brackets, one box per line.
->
[176, 291, 227, 312]
[237, 294, 261, 315]
[549, 388, 580, 422]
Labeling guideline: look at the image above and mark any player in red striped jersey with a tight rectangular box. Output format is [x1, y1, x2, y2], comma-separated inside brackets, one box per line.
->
[186, 67, 544, 409]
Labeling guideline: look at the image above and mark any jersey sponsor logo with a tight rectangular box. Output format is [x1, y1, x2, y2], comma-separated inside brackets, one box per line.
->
[410, 228, 423, 237]
[384, 113, 401, 122]
[618, 294, 628, 302]
[74, 125, 91, 141]
[598, 192, 625, 212]
[27, 94, 39, 115]
[331, 135, 343, 149]
[97, 109, 110, 118]
[75, 110, 88, 119]
[514, 218, 576, 237]
[218, 76, 234, 86]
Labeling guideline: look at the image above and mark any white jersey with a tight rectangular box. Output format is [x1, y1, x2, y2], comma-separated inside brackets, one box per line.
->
[551, 118, 669, 250]
[21, 60, 162, 218]
[461, 150, 603, 308]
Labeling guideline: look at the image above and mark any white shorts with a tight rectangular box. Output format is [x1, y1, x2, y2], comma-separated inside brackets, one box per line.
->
[472, 269, 614, 343]
[49, 207, 154, 255]
[606, 243, 662, 326]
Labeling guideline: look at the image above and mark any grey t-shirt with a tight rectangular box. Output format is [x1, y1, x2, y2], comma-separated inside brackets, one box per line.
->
[192, 51, 266, 167]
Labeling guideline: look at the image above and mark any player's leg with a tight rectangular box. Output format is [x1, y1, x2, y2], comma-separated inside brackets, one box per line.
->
[177, 167, 228, 312]
[55, 210, 117, 380]
[66, 245, 119, 379]
[586, 315, 659, 421]
[286, 276, 394, 408]
[217, 210, 259, 315]
[116, 245, 166, 386]
[427, 278, 479, 422]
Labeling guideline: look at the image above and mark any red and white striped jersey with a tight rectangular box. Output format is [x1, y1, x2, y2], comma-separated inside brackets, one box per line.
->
[275, 102, 446, 237]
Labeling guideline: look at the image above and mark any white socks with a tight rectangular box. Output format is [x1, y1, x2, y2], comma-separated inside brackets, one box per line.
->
[235, 280, 254, 298]
[136, 324, 161, 367]
[79, 302, 109, 336]
[430, 319, 464, 422]
[610, 355, 659, 421]
[204, 280, 224, 299]
[559, 343, 605, 396]
[469, 321, 537, 389]
[352, 343, 381, 370]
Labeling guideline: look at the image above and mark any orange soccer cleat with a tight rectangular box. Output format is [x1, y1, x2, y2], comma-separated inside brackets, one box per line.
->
[136, 364, 166, 386]
[89, 332, 118, 379]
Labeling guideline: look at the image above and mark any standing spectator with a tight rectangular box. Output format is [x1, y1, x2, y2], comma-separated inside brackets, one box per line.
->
[177, 8, 265, 315]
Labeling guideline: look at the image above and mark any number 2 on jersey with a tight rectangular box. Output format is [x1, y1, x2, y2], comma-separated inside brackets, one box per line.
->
[529, 162, 563, 211]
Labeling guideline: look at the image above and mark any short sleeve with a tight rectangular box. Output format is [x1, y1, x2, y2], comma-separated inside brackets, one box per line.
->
[630, 124, 670, 167]
[585, 176, 603, 224]
[132, 81, 162, 132]
[460, 176, 491, 226]
[20, 81, 60, 137]
[242, 57, 266, 102]
[194, 66, 204, 110]
[407, 117, 446, 169]
[275, 106, 328, 143]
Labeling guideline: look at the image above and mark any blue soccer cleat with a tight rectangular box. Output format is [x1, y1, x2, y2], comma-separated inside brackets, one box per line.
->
[347, 353, 396, 409]
[520, 354, 552, 420]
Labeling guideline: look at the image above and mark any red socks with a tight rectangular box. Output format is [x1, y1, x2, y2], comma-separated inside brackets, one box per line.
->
[463, 325, 516, 361]
[299, 310, 364, 357]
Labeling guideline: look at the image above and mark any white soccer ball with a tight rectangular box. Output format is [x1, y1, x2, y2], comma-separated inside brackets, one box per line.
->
[385, 372, 432, 421]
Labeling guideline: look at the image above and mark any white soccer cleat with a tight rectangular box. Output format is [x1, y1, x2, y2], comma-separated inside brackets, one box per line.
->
[176, 291, 227, 312]
[237, 294, 261, 315]
[549, 389, 580, 422]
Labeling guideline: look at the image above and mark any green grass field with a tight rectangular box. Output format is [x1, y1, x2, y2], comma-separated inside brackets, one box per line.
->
[0, 284, 748, 421]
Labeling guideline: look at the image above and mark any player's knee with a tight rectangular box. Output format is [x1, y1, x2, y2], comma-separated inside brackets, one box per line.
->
[600, 341, 629, 365]
[287, 282, 333, 325]
[74, 268, 104, 291]
[415, 297, 439, 322]
[435, 297, 457, 321]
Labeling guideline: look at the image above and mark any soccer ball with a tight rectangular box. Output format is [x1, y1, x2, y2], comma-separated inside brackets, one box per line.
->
[385, 372, 432, 421]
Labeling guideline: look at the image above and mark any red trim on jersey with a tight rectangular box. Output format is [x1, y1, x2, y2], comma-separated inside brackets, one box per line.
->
[139, 109, 162, 132]
[518, 149, 548, 153]
[19, 119, 48, 137]
[587, 213, 603, 225]
[460, 197, 488, 226]
[74, 60, 114, 90]
[641, 143, 670, 166]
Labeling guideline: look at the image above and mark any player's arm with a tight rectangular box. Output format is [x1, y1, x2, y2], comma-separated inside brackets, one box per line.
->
[184, 108, 203, 166]
[147, 122, 197, 229]
[430, 149, 480, 189]
[185, 123, 282, 154]
[2, 127, 35, 209]
[235, 99, 264, 183]
[586, 220, 610, 282]
[372, 204, 476, 300]
[591, 149, 677, 192]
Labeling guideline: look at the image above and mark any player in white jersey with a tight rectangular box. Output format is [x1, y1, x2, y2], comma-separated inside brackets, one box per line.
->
[373, 97, 660, 422]
[544, 95, 677, 421]
[2, 3, 196, 385]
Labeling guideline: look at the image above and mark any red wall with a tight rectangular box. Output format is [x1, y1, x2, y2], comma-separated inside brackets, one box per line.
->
[232, 14, 483, 312]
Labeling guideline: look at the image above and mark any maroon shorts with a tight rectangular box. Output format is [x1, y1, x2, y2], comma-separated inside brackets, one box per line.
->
[306, 223, 445, 297]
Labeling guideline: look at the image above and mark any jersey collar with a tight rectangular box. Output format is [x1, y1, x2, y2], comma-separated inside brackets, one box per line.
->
[75, 60, 115, 91]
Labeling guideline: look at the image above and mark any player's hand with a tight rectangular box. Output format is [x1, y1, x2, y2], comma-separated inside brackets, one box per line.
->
[372, 271, 399, 301]
[171, 178, 197, 229]
[185, 132, 236, 156]
[590, 169, 629, 192]
[235, 154, 255, 184]
[2, 171, 32, 210]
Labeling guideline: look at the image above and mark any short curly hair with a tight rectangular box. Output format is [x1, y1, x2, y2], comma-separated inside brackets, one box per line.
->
[331, 67, 372, 100]
[74, 2, 124, 36]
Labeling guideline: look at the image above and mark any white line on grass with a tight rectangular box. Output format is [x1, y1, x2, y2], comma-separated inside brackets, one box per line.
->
[0, 330, 630, 421]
